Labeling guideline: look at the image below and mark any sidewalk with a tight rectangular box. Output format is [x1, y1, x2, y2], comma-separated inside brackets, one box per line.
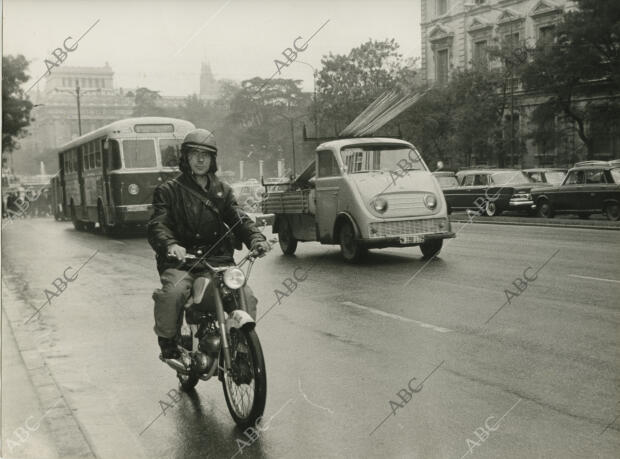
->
[1, 306, 59, 459]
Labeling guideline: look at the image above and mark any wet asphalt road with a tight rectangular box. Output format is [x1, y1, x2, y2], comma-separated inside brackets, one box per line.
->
[1, 218, 619, 458]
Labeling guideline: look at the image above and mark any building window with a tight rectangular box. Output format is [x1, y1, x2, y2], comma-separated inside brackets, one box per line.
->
[436, 0, 447, 16]
[436, 48, 449, 83]
[504, 31, 520, 48]
[538, 25, 556, 46]
[473, 40, 488, 66]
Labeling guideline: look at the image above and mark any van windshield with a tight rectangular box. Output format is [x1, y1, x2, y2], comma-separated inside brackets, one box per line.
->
[340, 145, 426, 174]
[122, 139, 157, 168]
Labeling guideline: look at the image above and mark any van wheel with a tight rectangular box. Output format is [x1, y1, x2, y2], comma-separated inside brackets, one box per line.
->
[339, 221, 366, 263]
[605, 204, 619, 221]
[278, 219, 297, 255]
[420, 240, 443, 259]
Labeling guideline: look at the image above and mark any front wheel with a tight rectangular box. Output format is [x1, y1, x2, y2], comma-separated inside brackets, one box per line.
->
[221, 328, 267, 430]
[420, 239, 443, 259]
[537, 200, 554, 218]
[339, 221, 366, 263]
[485, 201, 501, 217]
[605, 204, 619, 221]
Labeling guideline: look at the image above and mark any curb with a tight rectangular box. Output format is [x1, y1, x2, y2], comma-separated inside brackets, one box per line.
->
[2, 276, 97, 459]
[449, 217, 620, 231]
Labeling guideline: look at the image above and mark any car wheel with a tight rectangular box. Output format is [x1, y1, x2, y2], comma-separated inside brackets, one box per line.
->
[420, 239, 443, 259]
[605, 203, 619, 221]
[537, 200, 554, 218]
[338, 221, 366, 263]
[485, 201, 500, 217]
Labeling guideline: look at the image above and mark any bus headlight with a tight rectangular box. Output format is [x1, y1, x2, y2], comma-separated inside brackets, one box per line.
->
[372, 197, 388, 213]
[424, 194, 437, 210]
[128, 184, 140, 195]
[223, 268, 245, 290]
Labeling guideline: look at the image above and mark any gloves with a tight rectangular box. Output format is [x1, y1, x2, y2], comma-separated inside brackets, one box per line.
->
[251, 239, 271, 257]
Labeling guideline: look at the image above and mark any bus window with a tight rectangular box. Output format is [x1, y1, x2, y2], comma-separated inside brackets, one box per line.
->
[109, 140, 122, 170]
[95, 150, 102, 168]
[159, 139, 181, 167]
[122, 139, 157, 168]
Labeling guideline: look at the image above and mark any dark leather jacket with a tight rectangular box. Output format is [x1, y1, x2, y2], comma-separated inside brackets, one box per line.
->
[147, 172, 265, 273]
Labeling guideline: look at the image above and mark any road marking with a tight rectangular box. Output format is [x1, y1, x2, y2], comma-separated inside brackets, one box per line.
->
[341, 301, 452, 333]
[568, 274, 620, 284]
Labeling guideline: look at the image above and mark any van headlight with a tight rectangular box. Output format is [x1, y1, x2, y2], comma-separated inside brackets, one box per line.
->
[372, 197, 388, 213]
[424, 194, 437, 210]
[128, 184, 140, 195]
[223, 267, 245, 289]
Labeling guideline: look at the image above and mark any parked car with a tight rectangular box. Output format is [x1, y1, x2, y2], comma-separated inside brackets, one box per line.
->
[531, 162, 620, 220]
[523, 168, 567, 185]
[432, 171, 459, 189]
[442, 169, 535, 216]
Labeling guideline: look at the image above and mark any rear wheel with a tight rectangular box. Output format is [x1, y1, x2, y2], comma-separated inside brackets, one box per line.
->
[70, 203, 85, 231]
[420, 239, 443, 259]
[339, 221, 366, 263]
[485, 201, 500, 216]
[221, 328, 267, 430]
[537, 200, 554, 218]
[605, 203, 619, 221]
[278, 218, 297, 255]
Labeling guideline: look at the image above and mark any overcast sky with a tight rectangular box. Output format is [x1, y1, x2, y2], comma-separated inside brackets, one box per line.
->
[3, 0, 422, 96]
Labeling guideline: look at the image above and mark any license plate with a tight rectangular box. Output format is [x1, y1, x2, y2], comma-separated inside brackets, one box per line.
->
[400, 235, 423, 244]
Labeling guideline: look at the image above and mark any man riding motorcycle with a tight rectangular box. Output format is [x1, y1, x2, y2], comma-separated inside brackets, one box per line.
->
[147, 128, 270, 360]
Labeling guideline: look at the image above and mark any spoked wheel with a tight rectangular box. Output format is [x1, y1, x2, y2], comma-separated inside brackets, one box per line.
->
[278, 218, 297, 255]
[339, 221, 366, 263]
[221, 328, 267, 430]
[485, 201, 500, 217]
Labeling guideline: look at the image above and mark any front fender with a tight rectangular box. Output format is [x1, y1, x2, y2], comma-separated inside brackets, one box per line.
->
[226, 309, 256, 334]
[332, 212, 361, 241]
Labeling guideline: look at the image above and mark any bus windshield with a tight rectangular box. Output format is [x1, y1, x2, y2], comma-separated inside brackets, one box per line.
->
[122, 139, 157, 168]
[159, 139, 182, 167]
[340, 145, 426, 174]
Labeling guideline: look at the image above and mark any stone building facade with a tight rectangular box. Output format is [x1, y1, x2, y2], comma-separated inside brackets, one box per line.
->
[419, 0, 618, 167]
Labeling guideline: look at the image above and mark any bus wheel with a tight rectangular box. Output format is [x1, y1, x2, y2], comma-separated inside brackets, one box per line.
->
[98, 205, 113, 236]
[71, 204, 84, 231]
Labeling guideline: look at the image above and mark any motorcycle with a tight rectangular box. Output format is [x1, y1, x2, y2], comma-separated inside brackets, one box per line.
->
[160, 248, 267, 429]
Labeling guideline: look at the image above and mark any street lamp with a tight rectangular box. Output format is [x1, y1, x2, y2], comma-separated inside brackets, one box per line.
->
[294, 60, 319, 137]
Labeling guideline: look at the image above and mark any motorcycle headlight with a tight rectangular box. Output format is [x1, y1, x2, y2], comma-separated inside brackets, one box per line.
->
[424, 194, 437, 210]
[372, 197, 388, 213]
[223, 267, 245, 290]
[128, 184, 140, 195]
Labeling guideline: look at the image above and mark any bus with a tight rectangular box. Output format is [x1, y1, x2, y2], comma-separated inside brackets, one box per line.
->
[57, 117, 195, 233]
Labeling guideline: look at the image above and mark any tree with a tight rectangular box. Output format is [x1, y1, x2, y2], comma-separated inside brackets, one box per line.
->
[518, 0, 620, 159]
[132, 87, 167, 116]
[316, 39, 418, 136]
[2, 55, 33, 154]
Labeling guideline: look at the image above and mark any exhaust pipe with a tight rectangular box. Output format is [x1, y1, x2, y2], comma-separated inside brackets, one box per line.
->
[159, 355, 190, 375]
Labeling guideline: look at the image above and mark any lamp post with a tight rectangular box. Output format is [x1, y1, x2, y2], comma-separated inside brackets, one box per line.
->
[294, 60, 319, 137]
[55, 84, 99, 136]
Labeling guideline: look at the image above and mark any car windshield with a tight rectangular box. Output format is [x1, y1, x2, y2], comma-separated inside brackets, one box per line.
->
[490, 171, 532, 185]
[436, 176, 459, 188]
[159, 139, 182, 167]
[122, 139, 157, 168]
[340, 145, 426, 174]
[545, 171, 566, 185]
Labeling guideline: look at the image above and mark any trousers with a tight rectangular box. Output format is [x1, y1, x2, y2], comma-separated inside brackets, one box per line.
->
[152, 268, 257, 338]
